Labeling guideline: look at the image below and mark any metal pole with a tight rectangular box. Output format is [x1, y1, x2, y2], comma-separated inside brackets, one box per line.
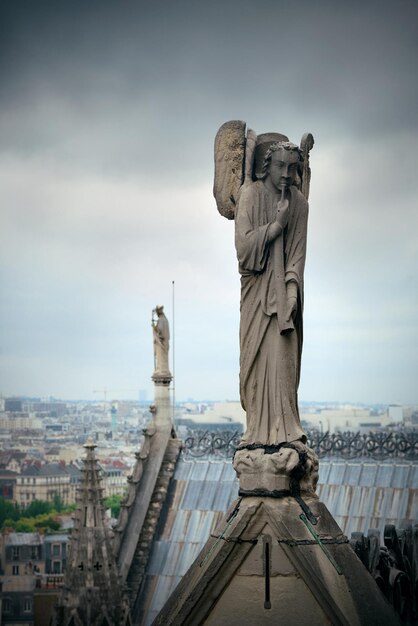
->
[172, 280, 175, 426]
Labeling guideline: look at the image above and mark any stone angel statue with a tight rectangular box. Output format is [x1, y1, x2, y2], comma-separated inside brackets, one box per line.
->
[152, 305, 171, 379]
[214, 121, 314, 447]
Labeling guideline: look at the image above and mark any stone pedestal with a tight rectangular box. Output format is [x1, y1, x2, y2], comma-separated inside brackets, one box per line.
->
[233, 441, 319, 495]
[153, 495, 400, 626]
[152, 374, 173, 428]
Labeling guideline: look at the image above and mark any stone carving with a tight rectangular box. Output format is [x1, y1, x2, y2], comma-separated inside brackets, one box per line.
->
[152, 305, 171, 381]
[350, 524, 418, 622]
[233, 442, 319, 495]
[214, 122, 315, 495]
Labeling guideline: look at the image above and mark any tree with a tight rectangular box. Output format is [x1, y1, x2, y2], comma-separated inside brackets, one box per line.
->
[52, 494, 64, 513]
[104, 494, 124, 518]
[22, 500, 52, 518]
[0, 497, 20, 526]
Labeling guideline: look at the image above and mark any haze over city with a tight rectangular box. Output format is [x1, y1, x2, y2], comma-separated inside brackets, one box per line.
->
[1, 0, 417, 404]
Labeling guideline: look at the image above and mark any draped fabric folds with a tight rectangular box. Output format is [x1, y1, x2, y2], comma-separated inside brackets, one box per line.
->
[235, 181, 308, 445]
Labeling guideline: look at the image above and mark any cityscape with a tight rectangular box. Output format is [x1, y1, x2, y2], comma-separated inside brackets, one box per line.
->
[0, 392, 417, 624]
[1, 0, 417, 623]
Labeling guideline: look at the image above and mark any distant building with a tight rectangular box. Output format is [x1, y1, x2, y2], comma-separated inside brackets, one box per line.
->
[4, 399, 24, 413]
[300, 407, 394, 433]
[0, 532, 44, 625]
[0, 451, 29, 473]
[15, 464, 72, 508]
[0, 470, 18, 500]
[0, 531, 70, 625]
[99, 461, 129, 498]
[0, 413, 42, 430]
[43, 534, 69, 575]
[388, 404, 403, 422]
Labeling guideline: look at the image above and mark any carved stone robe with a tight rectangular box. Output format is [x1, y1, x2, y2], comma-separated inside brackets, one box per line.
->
[153, 314, 170, 375]
[235, 180, 308, 445]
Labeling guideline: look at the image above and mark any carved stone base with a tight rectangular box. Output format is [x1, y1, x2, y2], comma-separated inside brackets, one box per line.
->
[233, 441, 319, 496]
[153, 495, 400, 626]
[152, 371, 172, 385]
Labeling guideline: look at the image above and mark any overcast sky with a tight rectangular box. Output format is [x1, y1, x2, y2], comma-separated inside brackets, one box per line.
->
[1, 0, 417, 404]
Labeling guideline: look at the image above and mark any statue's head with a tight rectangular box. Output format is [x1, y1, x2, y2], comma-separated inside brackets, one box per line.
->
[155, 305, 164, 316]
[259, 142, 303, 191]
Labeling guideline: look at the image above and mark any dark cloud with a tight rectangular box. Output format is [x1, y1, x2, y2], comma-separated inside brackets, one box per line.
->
[0, 0, 417, 402]
[1, 0, 417, 178]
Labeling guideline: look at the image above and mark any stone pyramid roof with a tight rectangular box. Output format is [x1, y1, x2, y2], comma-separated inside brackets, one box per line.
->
[52, 440, 131, 626]
[153, 495, 400, 626]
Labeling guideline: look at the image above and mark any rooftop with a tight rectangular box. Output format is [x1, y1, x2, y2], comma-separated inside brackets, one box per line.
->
[138, 455, 418, 625]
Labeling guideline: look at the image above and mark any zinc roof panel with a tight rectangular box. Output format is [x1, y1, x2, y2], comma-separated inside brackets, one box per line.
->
[147, 575, 178, 615]
[185, 510, 216, 544]
[163, 542, 183, 576]
[205, 461, 225, 481]
[333, 485, 354, 516]
[381, 487, 400, 521]
[359, 464, 378, 486]
[212, 481, 238, 511]
[189, 461, 210, 481]
[175, 542, 204, 576]
[392, 464, 412, 488]
[321, 484, 338, 511]
[219, 461, 237, 482]
[318, 462, 331, 484]
[180, 481, 205, 510]
[165, 509, 192, 542]
[347, 516, 368, 534]
[164, 480, 187, 520]
[410, 464, 418, 489]
[352, 487, 374, 524]
[344, 463, 362, 486]
[375, 464, 395, 487]
[196, 481, 218, 510]
[334, 514, 349, 534]
[372, 487, 388, 519]
[173, 459, 194, 481]
[405, 489, 418, 520]
[146, 541, 170, 576]
[139, 455, 418, 626]
[327, 463, 346, 484]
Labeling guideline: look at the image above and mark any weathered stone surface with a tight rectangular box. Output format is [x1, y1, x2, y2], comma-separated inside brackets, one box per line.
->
[115, 306, 182, 623]
[52, 441, 131, 626]
[213, 120, 246, 219]
[235, 141, 309, 449]
[214, 123, 315, 474]
[152, 497, 400, 626]
[152, 305, 172, 383]
[233, 441, 319, 494]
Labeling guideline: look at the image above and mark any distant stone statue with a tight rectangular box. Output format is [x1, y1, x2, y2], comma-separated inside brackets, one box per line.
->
[152, 305, 171, 378]
[214, 122, 314, 450]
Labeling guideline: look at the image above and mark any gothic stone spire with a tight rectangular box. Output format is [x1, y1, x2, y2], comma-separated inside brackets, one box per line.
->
[52, 439, 131, 626]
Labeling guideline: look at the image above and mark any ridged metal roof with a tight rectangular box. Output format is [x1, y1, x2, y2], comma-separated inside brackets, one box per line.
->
[140, 457, 417, 626]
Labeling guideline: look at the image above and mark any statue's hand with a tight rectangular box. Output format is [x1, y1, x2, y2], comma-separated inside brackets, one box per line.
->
[286, 281, 298, 321]
[268, 199, 289, 242]
[286, 296, 298, 321]
[276, 198, 289, 230]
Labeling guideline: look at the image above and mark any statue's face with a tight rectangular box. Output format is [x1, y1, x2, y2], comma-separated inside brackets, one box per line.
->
[268, 149, 299, 191]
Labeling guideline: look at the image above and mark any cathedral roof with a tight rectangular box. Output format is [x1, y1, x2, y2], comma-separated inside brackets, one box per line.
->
[136, 455, 417, 625]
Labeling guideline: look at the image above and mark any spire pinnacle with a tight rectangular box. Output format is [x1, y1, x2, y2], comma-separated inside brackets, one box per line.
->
[52, 442, 131, 625]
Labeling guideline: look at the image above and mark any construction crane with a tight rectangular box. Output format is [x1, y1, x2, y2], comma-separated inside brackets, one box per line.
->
[92, 388, 138, 433]
[92, 388, 138, 402]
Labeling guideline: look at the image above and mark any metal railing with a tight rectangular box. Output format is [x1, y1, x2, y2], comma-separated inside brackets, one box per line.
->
[181, 429, 418, 460]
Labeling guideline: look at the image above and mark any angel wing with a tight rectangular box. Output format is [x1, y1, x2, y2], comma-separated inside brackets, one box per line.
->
[243, 128, 257, 185]
[299, 132, 315, 200]
[213, 120, 246, 220]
